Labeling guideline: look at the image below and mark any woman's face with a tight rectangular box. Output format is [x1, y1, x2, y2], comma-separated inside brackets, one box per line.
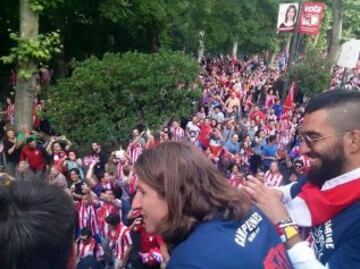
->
[70, 171, 80, 181]
[68, 152, 76, 161]
[53, 142, 62, 152]
[7, 130, 15, 139]
[232, 165, 239, 173]
[270, 162, 279, 173]
[288, 7, 296, 20]
[132, 178, 169, 234]
[102, 172, 111, 184]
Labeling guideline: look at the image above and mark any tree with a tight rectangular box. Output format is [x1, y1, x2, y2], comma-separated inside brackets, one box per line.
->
[45, 50, 201, 146]
[328, 0, 343, 66]
[1, 0, 61, 131]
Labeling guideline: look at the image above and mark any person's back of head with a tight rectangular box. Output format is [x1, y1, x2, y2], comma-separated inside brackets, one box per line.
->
[0, 180, 75, 269]
[105, 213, 121, 226]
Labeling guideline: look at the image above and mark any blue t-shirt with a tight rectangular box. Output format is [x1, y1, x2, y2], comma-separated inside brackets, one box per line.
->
[167, 207, 293, 269]
[224, 140, 241, 155]
[310, 201, 360, 268]
[262, 143, 278, 168]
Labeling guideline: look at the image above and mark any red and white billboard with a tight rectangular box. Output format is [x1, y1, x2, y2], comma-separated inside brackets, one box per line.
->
[299, 2, 326, 35]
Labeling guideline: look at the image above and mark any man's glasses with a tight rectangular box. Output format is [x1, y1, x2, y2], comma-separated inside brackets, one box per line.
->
[299, 131, 350, 147]
[294, 165, 303, 168]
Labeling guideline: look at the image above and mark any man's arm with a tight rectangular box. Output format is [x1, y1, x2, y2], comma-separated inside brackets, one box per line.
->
[243, 177, 326, 269]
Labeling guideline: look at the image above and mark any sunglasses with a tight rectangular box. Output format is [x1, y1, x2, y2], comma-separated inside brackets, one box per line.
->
[294, 165, 303, 168]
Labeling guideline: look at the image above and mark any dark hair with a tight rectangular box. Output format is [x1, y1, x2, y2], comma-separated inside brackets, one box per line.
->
[305, 89, 360, 131]
[0, 180, 75, 269]
[268, 134, 277, 143]
[285, 4, 297, 23]
[69, 167, 80, 176]
[80, 227, 92, 237]
[134, 141, 251, 245]
[123, 165, 131, 177]
[293, 159, 304, 166]
[105, 213, 121, 225]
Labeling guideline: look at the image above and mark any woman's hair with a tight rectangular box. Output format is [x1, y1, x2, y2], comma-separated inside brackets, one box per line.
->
[285, 5, 297, 23]
[134, 141, 251, 245]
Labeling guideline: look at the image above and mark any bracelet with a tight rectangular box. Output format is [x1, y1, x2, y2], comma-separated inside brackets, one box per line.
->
[275, 218, 299, 243]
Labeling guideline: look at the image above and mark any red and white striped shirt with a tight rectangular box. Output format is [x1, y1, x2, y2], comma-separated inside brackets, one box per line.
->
[264, 171, 283, 187]
[97, 201, 122, 239]
[108, 223, 132, 261]
[77, 238, 104, 260]
[170, 127, 185, 141]
[76, 201, 100, 236]
[127, 142, 143, 164]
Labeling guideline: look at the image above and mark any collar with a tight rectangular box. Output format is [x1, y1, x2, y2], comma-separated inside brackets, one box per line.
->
[321, 167, 360, 191]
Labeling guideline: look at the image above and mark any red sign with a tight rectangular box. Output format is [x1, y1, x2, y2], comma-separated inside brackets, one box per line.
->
[299, 2, 326, 35]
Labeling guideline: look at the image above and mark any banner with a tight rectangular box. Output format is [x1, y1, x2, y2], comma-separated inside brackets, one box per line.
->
[299, 2, 326, 35]
[337, 40, 360, 69]
[277, 3, 299, 33]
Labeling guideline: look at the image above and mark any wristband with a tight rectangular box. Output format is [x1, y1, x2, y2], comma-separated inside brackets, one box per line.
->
[275, 218, 299, 243]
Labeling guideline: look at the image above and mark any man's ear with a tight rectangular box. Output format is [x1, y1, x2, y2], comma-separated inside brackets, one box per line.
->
[346, 130, 360, 154]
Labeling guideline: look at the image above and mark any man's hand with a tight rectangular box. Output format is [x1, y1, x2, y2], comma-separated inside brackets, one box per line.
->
[243, 176, 289, 225]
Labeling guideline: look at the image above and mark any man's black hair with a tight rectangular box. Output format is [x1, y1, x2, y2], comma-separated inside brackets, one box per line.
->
[0, 180, 75, 269]
[80, 227, 93, 237]
[268, 134, 277, 143]
[105, 213, 121, 225]
[305, 89, 360, 131]
[69, 167, 80, 175]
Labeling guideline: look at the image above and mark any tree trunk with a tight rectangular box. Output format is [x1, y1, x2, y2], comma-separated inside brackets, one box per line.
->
[270, 52, 277, 68]
[198, 31, 205, 63]
[15, 0, 39, 131]
[285, 34, 292, 56]
[232, 40, 238, 58]
[328, 0, 342, 66]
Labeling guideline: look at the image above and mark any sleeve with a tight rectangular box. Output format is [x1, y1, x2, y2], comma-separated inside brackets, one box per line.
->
[3, 140, 11, 154]
[19, 147, 26, 161]
[124, 228, 133, 246]
[287, 241, 326, 269]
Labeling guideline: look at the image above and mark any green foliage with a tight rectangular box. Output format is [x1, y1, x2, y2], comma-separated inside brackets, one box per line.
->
[162, 0, 282, 55]
[1, 31, 61, 78]
[29, 0, 63, 13]
[343, 0, 360, 40]
[45, 50, 200, 145]
[98, 0, 133, 22]
[288, 47, 331, 97]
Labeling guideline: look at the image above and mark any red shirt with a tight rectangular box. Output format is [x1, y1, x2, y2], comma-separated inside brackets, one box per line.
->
[249, 111, 266, 122]
[199, 123, 212, 148]
[20, 145, 46, 170]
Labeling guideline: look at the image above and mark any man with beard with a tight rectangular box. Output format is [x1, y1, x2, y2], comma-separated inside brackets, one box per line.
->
[244, 90, 360, 268]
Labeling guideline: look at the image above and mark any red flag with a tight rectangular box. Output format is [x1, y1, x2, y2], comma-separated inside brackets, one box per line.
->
[283, 82, 295, 114]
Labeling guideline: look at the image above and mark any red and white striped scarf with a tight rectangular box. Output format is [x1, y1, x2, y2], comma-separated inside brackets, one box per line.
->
[283, 168, 360, 227]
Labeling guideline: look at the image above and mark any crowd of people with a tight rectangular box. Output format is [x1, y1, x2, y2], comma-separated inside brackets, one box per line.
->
[0, 54, 359, 269]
